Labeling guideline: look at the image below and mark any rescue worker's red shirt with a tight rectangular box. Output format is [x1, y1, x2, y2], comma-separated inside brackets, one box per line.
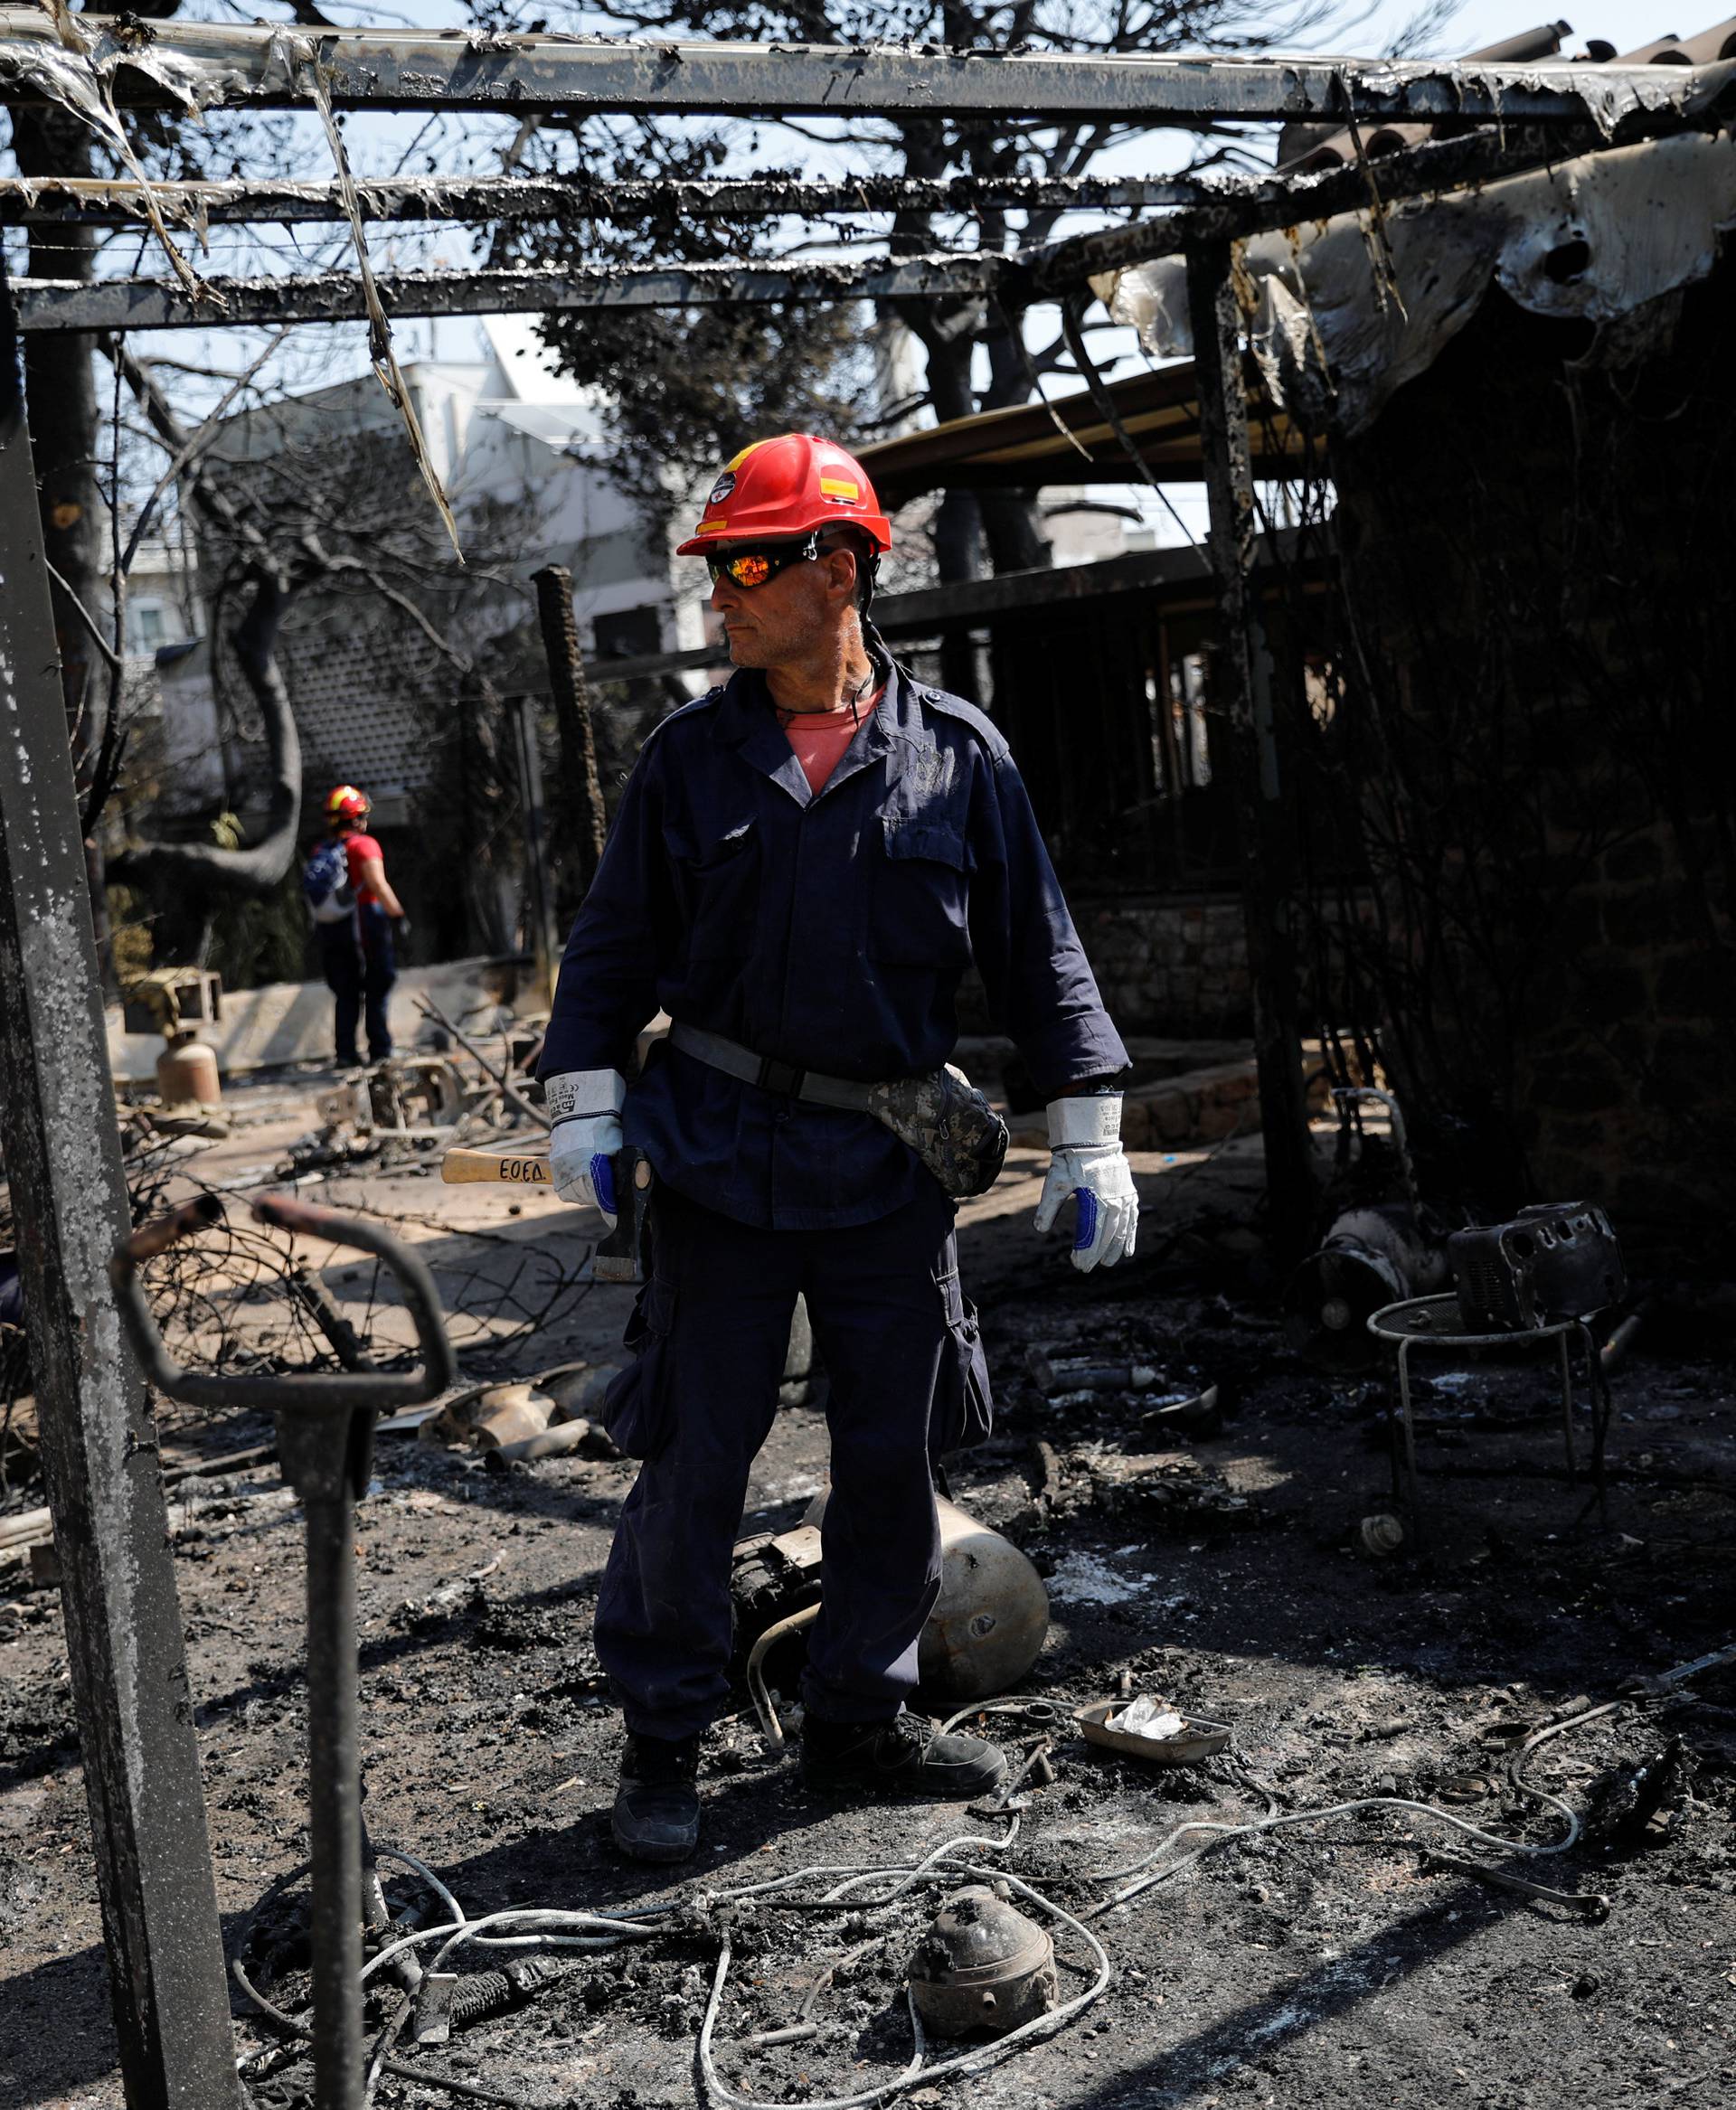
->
[343, 831, 385, 908]
[778, 689, 885, 796]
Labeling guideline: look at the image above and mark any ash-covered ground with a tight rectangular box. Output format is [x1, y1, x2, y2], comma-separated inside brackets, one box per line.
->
[2, 1083, 1732, 2110]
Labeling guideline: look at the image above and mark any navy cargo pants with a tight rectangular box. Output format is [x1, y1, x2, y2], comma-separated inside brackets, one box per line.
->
[593, 1177, 991, 1741]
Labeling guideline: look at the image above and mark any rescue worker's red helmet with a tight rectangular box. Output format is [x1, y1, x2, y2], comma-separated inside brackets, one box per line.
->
[675, 434, 893, 556]
[326, 785, 370, 822]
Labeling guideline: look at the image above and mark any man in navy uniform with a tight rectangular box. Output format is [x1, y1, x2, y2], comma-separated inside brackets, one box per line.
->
[538, 435, 1137, 1861]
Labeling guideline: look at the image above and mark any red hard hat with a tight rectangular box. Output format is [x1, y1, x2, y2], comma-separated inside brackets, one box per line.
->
[326, 785, 370, 821]
[675, 434, 893, 556]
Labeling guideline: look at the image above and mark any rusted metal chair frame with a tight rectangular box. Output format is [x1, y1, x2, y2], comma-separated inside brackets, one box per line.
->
[112, 1194, 456, 2110]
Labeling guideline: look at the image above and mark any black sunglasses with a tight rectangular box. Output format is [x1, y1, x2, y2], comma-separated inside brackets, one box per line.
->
[703, 532, 822, 590]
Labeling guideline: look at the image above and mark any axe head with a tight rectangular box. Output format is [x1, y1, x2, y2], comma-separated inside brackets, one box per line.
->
[593, 1147, 654, 1283]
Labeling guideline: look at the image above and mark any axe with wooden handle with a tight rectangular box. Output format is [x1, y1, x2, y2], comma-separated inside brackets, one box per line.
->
[439, 1144, 653, 1284]
[440, 1148, 551, 1187]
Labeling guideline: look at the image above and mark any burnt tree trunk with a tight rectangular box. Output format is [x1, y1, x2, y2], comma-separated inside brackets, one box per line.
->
[108, 568, 303, 909]
[978, 310, 1053, 576]
[108, 346, 308, 952]
[892, 245, 1052, 697]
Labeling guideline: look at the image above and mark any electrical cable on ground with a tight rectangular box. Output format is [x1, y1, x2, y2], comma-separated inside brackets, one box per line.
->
[231, 1864, 533, 2110]
[747, 1601, 822, 1753]
[233, 1699, 1629, 2110]
[1079, 1700, 1620, 1915]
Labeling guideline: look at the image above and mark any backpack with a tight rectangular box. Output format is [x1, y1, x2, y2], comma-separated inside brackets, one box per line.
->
[303, 839, 356, 925]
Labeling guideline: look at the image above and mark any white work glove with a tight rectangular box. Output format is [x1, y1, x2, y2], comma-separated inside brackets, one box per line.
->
[1033, 1094, 1138, 1272]
[545, 1069, 627, 1224]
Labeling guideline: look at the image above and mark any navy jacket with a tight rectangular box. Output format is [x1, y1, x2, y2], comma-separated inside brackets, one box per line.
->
[538, 655, 1128, 1229]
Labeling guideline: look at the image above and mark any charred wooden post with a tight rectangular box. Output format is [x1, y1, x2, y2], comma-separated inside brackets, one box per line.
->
[1185, 239, 1316, 1258]
[0, 284, 239, 2108]
[533, 564, 608, 900]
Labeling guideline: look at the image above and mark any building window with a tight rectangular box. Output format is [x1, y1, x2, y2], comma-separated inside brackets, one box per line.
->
[130, 601, 167, 653]
[1154, 652, 1212, 792]
[1179, 655, 1212, 787]
[592, 605, 662, 662]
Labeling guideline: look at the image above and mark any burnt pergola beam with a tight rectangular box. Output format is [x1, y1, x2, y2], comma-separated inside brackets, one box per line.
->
[0, 130, 1580, 229]
[0, 168, 1398, 226]
[9, 252, 999, 332]
[8, 117, 1688, 335]
[0, 13, 1727, 126]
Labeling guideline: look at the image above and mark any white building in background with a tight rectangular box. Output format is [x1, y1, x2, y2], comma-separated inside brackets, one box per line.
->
[213, 315, 678, 659]
[143, 317, 686, 837]
[123, 532, 201, 658]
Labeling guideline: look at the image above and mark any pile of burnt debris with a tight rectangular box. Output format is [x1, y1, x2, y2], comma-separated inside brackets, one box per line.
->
[278, 994, 552, 1179]
[98, 965, 560, 1179]
[5, 1150, 1733, 2110]
[199, 1398, 1731, 2110]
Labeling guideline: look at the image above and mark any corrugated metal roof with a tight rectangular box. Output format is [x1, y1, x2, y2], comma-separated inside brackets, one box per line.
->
[1279, 19, 1736, 172]
[1102, 127, 1736, 435]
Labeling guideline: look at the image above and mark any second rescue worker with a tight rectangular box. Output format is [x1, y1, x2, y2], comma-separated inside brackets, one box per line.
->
[537, 435, 1137, 1862]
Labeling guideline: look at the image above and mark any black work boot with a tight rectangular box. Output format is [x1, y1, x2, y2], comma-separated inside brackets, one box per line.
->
[612, 1731, 702, 1863]
[801, 1710, 1007, 1801]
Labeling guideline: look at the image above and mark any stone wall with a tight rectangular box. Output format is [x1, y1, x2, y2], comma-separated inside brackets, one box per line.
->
[1057, 888, 1378, 1045]
[1071, 892, 1252, 1038]
[1509, 812, 1734, 1244]
[952, 890, 1253, 1041]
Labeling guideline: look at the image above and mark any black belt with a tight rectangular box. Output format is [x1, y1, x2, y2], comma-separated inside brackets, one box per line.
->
[667, 1022, 876, 1111]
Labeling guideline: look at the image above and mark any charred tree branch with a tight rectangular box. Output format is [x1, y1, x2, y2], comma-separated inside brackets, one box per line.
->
[105, 345, 303, 899]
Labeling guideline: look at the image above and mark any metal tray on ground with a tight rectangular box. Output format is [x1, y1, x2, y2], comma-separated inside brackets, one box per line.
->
[1075, 1698, 1231, 1765]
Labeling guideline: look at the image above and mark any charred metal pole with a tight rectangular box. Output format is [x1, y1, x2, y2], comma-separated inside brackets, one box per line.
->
[1184, 240, 1315, 1258]
[533, 565, 608, 900]
[505, 692, 560, 1004]
[0, 283, 239, 2108]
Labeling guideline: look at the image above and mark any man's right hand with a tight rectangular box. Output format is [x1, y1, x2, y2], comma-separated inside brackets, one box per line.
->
[544, 1069, 627, 1222]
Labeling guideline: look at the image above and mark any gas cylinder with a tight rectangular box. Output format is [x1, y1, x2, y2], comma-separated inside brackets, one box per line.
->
[156, 1028, 222, 1108]
[920, 1495, 1051, 1700]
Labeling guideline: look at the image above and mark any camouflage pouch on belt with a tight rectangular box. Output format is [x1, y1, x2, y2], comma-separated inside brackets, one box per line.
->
[867, 1065, 1009, 1200]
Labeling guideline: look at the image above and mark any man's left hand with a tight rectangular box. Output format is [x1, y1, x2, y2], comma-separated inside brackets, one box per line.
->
[1033, 1095, 1138, 1272]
